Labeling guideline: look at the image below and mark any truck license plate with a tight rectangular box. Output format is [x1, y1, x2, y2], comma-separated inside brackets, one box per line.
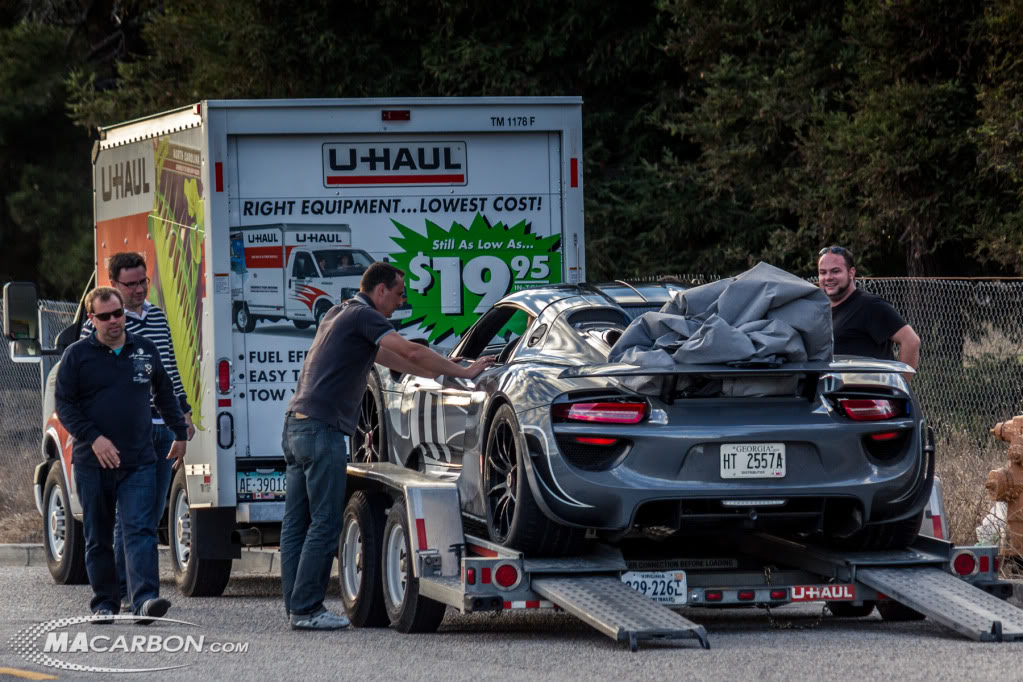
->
[720, 443, 786, 478]
[621, 571, 687, 605]
[236, 470, 286, 502]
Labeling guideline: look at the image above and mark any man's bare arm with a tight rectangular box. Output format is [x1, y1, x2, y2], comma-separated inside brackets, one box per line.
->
[375, 345, 421, 376]
[892, 324, 921, 380]
[378, 333, 495, 379]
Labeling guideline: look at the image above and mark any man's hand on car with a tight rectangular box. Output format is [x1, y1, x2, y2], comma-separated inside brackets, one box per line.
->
[91, 435, 120, 469]
[461, 355, 497, 379]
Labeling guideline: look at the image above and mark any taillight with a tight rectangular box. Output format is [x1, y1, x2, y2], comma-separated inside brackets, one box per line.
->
[738, 590, 755, 601]
[952, 550, 978, 577]
[552, 402, 647, 424]
[770, 589, 787, 600]
[575, 436, 618, 446]
[705, 591, 723, 602]
[494, 563, 520, 589]
[217, 357, 232, 394]
[838, 398, 899, 421]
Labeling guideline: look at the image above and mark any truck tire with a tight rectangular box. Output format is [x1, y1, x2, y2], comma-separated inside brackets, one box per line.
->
[483, 404, 583, 557]
[339, 491, 389, 627]
[169, 468, 233, 597]
[293, 320, 312, 330]
[43, 461, 88, 585]
[380, 499, 447, 633]
[314, 300, 332, 328]
[877, 601, 926, 621]
[234, 303, 256, 333]
[828, 510, 924, 551]
[352, 372, 387, 463]
[827, 601, 876, 618]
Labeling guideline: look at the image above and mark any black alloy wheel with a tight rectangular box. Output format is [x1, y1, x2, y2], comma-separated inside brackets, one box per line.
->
[352, 373, 386, 464]
[485, 415, 519, 542]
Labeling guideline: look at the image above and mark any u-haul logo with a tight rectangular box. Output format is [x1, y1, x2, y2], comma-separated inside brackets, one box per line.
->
[322, 141, 467, 187]
[791, 584, 856, 602]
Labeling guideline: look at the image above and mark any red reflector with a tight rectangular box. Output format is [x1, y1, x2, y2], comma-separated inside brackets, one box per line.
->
[215, 162, 223, 192]
[870, 431, 900, 441]
[738, 590, 755, 601]
[980, 555, 990, 573]
[552, 402, 647, 424]
[415, 518, 428, 550]
[494, 564, 519, 588]
[481, 567, 492, 584]
[570, 158, 579, 187]
[575, 436, 618, 446]
[705, 591, 723, 602]
[217, 360, 231, 393]
[381, 109, 411, 121]
[839, 398, 898, 421]
[465, 568, 476, 585]
[931, 515, 944, 540]
[203, 475, 211, 484]
[953, 552, 977, 577]
[770, 589, 787, 600]
[218, 398, 231, 408]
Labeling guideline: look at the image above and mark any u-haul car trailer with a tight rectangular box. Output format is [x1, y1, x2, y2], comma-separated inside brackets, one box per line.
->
[339, 465, 1023, 651]
[4, 97, 585, 597]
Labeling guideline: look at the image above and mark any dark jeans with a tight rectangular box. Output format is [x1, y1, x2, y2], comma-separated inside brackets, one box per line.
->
[280, 413, 347, 617]
[115, 424, 175, 601]
[74, 462, 159, 614]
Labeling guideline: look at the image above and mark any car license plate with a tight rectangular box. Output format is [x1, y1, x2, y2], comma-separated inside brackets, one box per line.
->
[720, 443, 786, 478]
[621, 571, 687, 605]
[236, 470, 286, 502]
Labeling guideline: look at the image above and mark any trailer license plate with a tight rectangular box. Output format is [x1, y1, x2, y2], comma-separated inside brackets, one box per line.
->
[236, 470, 286, 501]
[720, 443, 786, 478]
[621, 571, 687, 605]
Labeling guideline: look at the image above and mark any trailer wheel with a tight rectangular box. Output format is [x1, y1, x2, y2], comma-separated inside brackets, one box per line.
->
[293, 320, 312, 330]
[484, 404, 583, 556]
[339, 492, 389, 627]
[829, 510, 924, 551]
[234, 303, 256, 333]
[43, 461, 87, 585]
[352, 372, 387, 463]
[827, 601, 876, 618]
[169, 467, 233, 596]
[380, 500, 446, 633]
[877, 601, 926, 621]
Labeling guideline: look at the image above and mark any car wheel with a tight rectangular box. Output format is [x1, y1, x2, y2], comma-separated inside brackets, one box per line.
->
[380, 499, 447, 633]
[339, 491, 389, 627]
[43, 461, 87, 585]
[352, 372, 387, 463]
[293, 320, 312, 330]
[234, 303, 256, 333]
[827, 601, 876, 618]
[828, 509, 924, 551]
[169, 468, 233, 596]
[877, 601, 926, 621]
[483, 403, 583, 556]
[314, 300, 332, 327]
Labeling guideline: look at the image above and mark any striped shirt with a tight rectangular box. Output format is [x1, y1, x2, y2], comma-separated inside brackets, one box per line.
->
[81, 300, 190, 423]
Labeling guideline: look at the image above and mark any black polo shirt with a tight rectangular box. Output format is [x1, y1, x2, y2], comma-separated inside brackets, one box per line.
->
[287, 294, 395, 435]
[831, 288, 907, 360]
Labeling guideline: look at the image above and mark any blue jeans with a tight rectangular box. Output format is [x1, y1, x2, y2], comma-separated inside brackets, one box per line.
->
[280, 413, 347, 617]
[115, 424, 175, 601]
[74, 462, 159, 614]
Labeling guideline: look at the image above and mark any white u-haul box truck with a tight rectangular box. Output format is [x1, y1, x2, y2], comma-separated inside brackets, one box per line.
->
[17, 98, 585, 595]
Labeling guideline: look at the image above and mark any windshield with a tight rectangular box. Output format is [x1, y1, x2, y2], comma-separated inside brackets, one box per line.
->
[314, 249, 374, 276]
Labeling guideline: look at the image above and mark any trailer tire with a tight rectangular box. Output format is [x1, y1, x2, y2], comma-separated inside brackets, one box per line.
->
[169, 468, 233, 597]
[827, 601, 876, 618]
[484, 404, 583, 557]
[352, 372, 387, 463]
[234, 303, 256, 333]
[339, 492, 389, 627]
[381, 500, 447, 633]
[877, 601, 926, 621]
[828, 509, 924, 551]
[43, 461, 88, 585]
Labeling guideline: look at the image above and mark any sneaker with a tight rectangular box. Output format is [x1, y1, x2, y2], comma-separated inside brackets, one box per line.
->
[290, 609, 350, 631]
[92, 609, 114, 625]
[136, 597, 171, 626]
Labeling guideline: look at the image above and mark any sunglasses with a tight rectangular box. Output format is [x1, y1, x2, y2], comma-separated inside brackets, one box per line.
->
[116, 276, 150, 290]
[91, 308, 125, 322]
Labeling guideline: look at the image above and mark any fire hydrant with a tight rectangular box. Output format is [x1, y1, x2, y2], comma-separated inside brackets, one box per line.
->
[986, 415, 1023, 562]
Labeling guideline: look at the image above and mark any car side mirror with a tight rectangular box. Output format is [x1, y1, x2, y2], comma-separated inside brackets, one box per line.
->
[4, 282, 43, 361]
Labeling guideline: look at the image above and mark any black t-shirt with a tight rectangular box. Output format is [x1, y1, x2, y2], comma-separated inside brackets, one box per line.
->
[287, 293, 395, 435]
[831, 288, 907, 360]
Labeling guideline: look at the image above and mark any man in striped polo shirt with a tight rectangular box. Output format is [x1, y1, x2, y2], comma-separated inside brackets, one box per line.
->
[81, 252, 195, 606]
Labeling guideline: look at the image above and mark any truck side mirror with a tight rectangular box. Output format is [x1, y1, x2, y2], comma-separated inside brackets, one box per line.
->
[3, 281, 42, 361]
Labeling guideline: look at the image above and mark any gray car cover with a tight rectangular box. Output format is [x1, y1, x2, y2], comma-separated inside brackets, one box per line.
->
[608, 262, 833, 395]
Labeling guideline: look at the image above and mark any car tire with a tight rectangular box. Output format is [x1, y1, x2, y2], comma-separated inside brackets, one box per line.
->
[828, 509, 924, 551]
[483, 403, 584, 557]
[339, 491, 390, 627]
[352, 372, 387, 463]
[169, 467, 233, 597]
[234, 303, 256, 333]
[380, 499, 447, 633]
[827, 601, 876, 618]
[42, 461, 88, 585]
[293, 320, 312, 330]
[877, 601, 926, 621]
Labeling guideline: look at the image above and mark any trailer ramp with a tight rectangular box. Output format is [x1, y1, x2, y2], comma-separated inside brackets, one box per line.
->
[532, 575, 710, 651]
[857, 567, 1023, 642]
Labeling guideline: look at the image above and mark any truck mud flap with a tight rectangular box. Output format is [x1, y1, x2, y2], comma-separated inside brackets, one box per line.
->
[531, 575, 710, 651]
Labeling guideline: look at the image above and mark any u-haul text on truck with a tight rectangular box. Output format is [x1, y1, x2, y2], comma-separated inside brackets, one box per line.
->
[22, 98, 585, 595]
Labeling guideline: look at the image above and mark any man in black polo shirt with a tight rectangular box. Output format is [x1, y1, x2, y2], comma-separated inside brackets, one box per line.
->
[55, 287, 188, 623]
[817, 246, 921, 379]
[281, 262, 495, 630]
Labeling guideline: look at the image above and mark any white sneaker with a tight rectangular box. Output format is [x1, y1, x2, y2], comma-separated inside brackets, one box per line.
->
[290, 609, 350, 630]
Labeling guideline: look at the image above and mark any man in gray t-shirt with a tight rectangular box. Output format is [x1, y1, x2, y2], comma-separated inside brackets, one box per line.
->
[280, 262, 495, 631]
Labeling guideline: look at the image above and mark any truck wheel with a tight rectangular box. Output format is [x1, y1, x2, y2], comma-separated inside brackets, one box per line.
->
[380, 499, 446, 633]
[234, 303, 256, 333]
[828, 510, 924, 551]
[827, 601, 876, 618]
[484, 404, 583, 557]
[314, 301, 332, 327]
[43, 461, 87, 585]
[339, 491, 389, 627]
[169, 468, 233, 596]
[352, 372, 387, 463]
[877, 601, 926, 621]
[293, 320, 312, 330]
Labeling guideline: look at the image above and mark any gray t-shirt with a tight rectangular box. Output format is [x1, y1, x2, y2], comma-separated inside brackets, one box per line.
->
[287, 293, 395, 435]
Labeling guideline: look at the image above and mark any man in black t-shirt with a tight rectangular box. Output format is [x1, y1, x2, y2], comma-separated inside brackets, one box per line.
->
[817, 246, 920, 380]
[279, 262, 496, 630]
